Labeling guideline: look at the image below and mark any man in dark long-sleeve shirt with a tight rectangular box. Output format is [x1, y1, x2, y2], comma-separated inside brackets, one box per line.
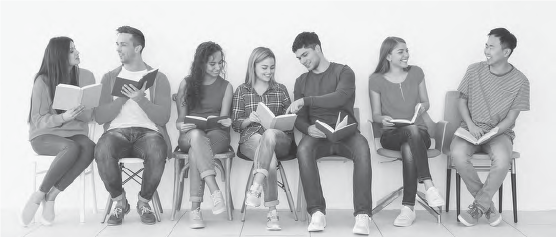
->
[288, 32, 373, 235]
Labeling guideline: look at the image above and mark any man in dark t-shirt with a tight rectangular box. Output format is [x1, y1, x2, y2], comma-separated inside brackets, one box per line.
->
[288, 32, 372, 235]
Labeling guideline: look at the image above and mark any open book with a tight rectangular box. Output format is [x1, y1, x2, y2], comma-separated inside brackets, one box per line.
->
[111, 69, 159, 97]
[183, 115, 229, 130]
[256, 102, 297, 131]
[454, 127, 499, 145]
[315, 112, 358, 142]
[52, 83, 102, 110]
[389, 103, 422, 127]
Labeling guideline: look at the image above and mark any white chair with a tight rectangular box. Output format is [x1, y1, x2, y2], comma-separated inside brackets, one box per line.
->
[30, 122, 98, 223]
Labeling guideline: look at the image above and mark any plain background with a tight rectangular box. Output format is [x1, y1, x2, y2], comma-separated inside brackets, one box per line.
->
[1, 1, 555, 213]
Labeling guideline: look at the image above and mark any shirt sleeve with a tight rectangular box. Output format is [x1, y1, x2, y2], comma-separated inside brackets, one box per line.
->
[303, 65, 355, 108]
[457, 64, 474, 100]
[293, 75, 311, 134]
[368, 73, 382, 94]
[280, 84, 292, 116]
[231, 85, 246, 133]
[510, 78, 530, 111]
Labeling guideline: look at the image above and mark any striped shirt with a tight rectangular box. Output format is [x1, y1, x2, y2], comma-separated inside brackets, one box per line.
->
[232, 82, 292, 143]
[457, 61, 530, 140]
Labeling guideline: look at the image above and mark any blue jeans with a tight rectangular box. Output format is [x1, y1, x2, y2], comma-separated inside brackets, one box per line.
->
[95, 127, 167, 201]
[178, 128, 230, 203]
[31, 134, 95, 192]
[380, 125, 432, 206]
[450, 134, 513, 212]
[297, 132, 372, 216]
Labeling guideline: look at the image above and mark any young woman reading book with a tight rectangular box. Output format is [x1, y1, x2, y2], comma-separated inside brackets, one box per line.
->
[368, 37, 445, 227]
[23, 37, 96, 226]
[231, 47, 294, 231]
[175, 41, 233, 229]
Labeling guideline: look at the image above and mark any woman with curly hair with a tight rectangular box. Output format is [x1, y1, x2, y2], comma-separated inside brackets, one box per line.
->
[175, 41, 233, 229]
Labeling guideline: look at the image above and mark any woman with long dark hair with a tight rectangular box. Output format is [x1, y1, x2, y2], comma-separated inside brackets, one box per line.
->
[23, 37, 96, 226]
[368, 37, 445, 227]
[175, 41, 233, 229]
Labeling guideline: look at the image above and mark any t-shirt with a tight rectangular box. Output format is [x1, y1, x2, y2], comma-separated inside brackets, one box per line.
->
[457, 61, 530, 141]
[109, 67, 158, 131]
[185, 76, 230, 133]
[369, 66, 426, 130]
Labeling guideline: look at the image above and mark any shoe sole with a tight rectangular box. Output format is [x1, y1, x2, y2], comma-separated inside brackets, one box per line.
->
[266, 226, 281, 231]
[307, 224, 326, 232]
[393, 222, 413, 227]
[457, 215, 477, 227]
[244, 200, 261, 208]
[212, 206, 226, 215]
[353, 229, 370, 235]
[489, 215, 503, 227]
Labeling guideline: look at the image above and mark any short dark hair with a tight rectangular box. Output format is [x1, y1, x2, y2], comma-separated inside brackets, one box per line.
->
[488, 28, 517, 56]
[117, 26, 145, 53]
[292, 32, 321, 53]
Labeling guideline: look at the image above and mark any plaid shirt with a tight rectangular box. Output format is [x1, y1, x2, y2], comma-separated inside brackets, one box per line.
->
[232, 82, 292, 143]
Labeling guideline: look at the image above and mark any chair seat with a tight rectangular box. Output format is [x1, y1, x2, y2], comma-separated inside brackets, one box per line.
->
[173, 150, 235, 160]
[448, 151, 520, 167]
[377, 148, 441, 159]
[119, 158, 144, 164]
[30, 154, 56, 162]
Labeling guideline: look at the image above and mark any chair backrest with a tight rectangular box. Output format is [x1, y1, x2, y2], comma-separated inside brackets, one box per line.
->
[442, 91, 462, 154]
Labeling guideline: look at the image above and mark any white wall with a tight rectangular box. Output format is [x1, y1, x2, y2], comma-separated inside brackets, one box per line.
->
[1, 1, 555, 212]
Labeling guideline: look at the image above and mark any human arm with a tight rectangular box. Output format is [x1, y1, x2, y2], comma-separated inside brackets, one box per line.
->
[94, 72, 128, 124]
[417, 78, 430, 116]
[175, 79, 196, 133]
[216, 83, 233, 127]
[130, 73, 171, 126]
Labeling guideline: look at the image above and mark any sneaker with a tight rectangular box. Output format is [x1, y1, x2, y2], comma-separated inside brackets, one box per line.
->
[107, 201, 130, 226]
[458, 202, 484, 227]
[393, 206, 416, 227]
[425, 187, 445, 207]
[245, 184, 262, 207]
[137, 202, 156, 225]
[189, 208, 205, 229]
[353, 214, 371, 235]
[485, 204, 502, 227]
[266, 210, 281, 231]
[40, 200, 55, 226]
[307, 211, 326, 232]
[210, 190, 226, 215]
[20, 191, 44, 227]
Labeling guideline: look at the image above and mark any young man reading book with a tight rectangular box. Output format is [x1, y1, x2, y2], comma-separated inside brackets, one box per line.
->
[287, 32, 373, 235]
[450, 28, 530, 227]
[94, 26, 172, 226]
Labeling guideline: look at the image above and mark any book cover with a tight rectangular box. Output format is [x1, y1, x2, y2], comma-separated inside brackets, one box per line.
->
[315, 112, 357, 142]
[111, 68, 159, 97]
[183, 115, 229, 130]
[255, 102, 297, 131]
[52, 83, 102, 110]
[389, 103, 422, 127]
[454, 127, 499, 145]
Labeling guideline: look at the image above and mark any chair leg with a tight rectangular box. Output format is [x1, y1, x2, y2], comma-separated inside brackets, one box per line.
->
[154, 191, 163, 214]
[499, 184, 503, 213]
[101, 195, 112, 223]
[80, 172, 86, 223]
[171, 158, 181, 221]
[416, 192, 441, 223]
[90, 163, 98, 214]
[511, 173, 518, 223]
[152, 191, 162, 222]
[177, 162, 188, 211]
[446, 169, 451, 212]
[241, 164, 255, 222]
[278, 162, 298, 221]
[456, 173, 461, 222]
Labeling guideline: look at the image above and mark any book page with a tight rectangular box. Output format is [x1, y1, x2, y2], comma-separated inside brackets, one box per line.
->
[185, 115, 207, 121]
[138, 69, 158, 90]
[410, 103, 422, 123]
[81, 84, 102, 109]
[454, 127, 479, 144]
[316, 120, 334, 132]
[52, 85, 82, 110]
[256, 102, 276, 129]
[335, 115, 349, 131]
[477, 127, 499, 144]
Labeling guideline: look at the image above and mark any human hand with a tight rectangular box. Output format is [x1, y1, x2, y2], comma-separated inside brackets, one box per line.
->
[382, 116, 395, 127]
[62, 105, 85, 122]
[249, 111, 261, 124]
[286, 98, 304, 114]
[122, 83, 146, 100]
[468, 124, 485, 139]
[308, 124, 326, 138]
[177, 122, 197, 133]
[217, 118, 232, 127]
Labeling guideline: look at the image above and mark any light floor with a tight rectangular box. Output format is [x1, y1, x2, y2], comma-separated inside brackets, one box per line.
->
[2, 209, 555, 237]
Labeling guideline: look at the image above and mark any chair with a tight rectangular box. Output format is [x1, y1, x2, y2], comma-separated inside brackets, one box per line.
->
[100, 158, 163, 223]
[295, 108, 361, 222]
[367, 113, 447, 223]
[237, 141, 299, 222]
[443, 91, 519, 223]
[169, 93, 235, 221]
[30, 122, 98, 223]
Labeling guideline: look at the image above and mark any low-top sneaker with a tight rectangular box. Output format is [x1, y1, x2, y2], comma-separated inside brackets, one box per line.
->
[307, 211, 326, 232]
[353, 214, 371, 235]
[266, 210, 281, 231]
[425, 187, 445, 207]
[211, 190, 226, 215]
[394, 205, 416, 227]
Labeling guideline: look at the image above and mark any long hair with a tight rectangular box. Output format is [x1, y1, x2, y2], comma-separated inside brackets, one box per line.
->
[28, 37, 79, 123]
[373, 37, 406, 74]
[182, 41, 225, 110]
[244, 47, 277, 88]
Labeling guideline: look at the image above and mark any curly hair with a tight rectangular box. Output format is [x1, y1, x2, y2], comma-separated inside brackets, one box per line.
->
[183, 41, 225, 110]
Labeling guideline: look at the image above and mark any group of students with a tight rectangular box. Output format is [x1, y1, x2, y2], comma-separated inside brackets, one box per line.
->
[22, 26, 530, 235]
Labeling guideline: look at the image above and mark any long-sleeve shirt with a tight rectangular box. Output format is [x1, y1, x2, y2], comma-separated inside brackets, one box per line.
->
[29, 68, 95, 140]
[232, 82, 292, 143]
[293, 62, 357, 135]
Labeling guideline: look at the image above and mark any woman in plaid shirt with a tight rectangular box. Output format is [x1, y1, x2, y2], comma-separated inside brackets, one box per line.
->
[231, 47, 294, 231]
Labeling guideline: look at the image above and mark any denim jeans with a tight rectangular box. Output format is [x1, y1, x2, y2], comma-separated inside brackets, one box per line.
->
[178, 128, 230, 203]
[31, 134, 95, 192]
[240, 129, 293, 207]
[380, 125, 432, 206]
[95, 127, 167, 201]
[297, 132, 372, 216]
[450, 134, 513, 212]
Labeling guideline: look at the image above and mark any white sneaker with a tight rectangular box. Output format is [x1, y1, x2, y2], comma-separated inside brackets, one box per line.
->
[307, 211, 326, 232]
[244, 184, 262, 207]
[353, 214, 371, 235]
[266, 210, 281, 231]
[189, 208, 205, 229]
[210, 190, 226, 215]
[425, 187, 445, 207]
[394, 206, 416, 227]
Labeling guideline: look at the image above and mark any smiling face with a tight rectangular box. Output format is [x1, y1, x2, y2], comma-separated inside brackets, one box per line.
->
[387, 42, 409, 69]
[68, 41, 80, 67]
[116, 33, 140, 64]
[295, 46, 321, 71]
[255, 57, 275, 83]
[205, 51, 223, 78]
[484, 35, 509, 66]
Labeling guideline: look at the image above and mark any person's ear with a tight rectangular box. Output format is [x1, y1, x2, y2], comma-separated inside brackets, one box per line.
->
[315, 45, 322, 53]
[503, 48, 512, 58]
[387, 54, 392, 62]
[135, 45, 143, 54]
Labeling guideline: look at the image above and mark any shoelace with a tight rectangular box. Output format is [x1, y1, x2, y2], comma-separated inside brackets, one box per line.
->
[111, 207, 123, 218]
[139, 205, 153, 215]
[484, 208, 494, 219]
[248, 189, 262, 198]
[211, 192, 223, 205]
[191, 209, 202, 220]
[357, 215, 369, 223]
[466, 203, 482, 218]
[267, 211, 279, 221]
